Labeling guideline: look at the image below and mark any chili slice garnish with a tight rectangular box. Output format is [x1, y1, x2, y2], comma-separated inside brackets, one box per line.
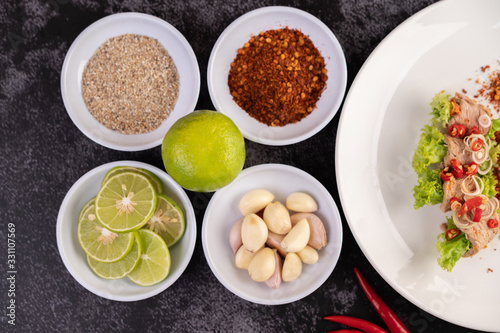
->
[464, 162, 479, 176]
[448, 124, 466, 138]
[353, 268, 409, 333]
[450, 159, 464, 178]
[440, 167, 453, 181]
[471, 138, 485, 152]
[473, 208, 483, 222]
[487, 219, 499, 228]
[469, 126, 480, 135]
[445, 228, 461, 241]
[450, 100, 460, 116]
[458, 196, 485, 217]
[450, 197, 460, 205]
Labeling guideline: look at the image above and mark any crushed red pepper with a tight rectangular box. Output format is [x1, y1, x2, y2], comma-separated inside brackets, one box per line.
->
[474, 66, 500, 113]
[228, 27, 327, 127]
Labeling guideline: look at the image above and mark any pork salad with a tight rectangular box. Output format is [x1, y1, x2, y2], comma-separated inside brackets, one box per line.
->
[413, 92, 500, 272]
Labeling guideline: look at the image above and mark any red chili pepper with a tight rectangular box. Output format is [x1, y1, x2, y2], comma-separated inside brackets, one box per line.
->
[353, 268, 409, 333]
[473, 208, 483, 222]
[471, 138, 485, 152]
[469, 126, 480, 135]
[448, 124, 466, 138]
[450, 197, 460, 205]
[464, 162, 479, 176]
[450, 159, 464, 178]
[445, 228, 461, 241]
[324, 316, 388, 333]
[487, 219, 499, 228]
[440, 168, 453, 181]
[458, 196, 484, 217]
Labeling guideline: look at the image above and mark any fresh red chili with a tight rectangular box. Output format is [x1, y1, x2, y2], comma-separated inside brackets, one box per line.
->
[448, 124, 466, 138]
[445, 228, 461, 241]
[458, 196, 485, 217]
[353, 268, 409, 333]
[473, 208, 483, 222]
[324, 316, 388, 333]
[464, 162, 479, 176]
[440, 167, 453, 181]
[471, 138, 485, 152]
[487, 219, 499, 228]
[450, 159, 464, 178]
[450, 197, 460, 205]
[469, 126, 480, 135]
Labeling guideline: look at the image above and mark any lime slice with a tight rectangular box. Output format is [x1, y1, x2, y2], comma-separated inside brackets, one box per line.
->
[77, 199, 135, 262]
[144, 194, 185, 247]
[127, 229, 170, 286]
[87, 232, 141, 279]
[78, 197, 95, 222]
[102, 166, 163, 194]
[95, 171, 157, 232]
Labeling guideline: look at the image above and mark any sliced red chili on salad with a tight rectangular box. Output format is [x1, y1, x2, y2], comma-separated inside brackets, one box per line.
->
[464, 162, 479, 176]
[468, 126, 480, 135]
[487, 219, 499, 229]
[445, 228, 461, 241]
[448, 124, 466, 138]
[450, 159, 464, 178]
[471, 138, 485, 152]
[473, 208, 483, 222]
[440, 167, 453, 181]
[458, 196, 485, 217]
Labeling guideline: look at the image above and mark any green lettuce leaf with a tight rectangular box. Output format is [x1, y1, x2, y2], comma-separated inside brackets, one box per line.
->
[429, 92, 452, 127]
[480, 171, 497, 198]
[436, 217, 470, 272]
[412, 124, 447, 176]
[486, 117, 500, 140]
[413, 168, 443, 210]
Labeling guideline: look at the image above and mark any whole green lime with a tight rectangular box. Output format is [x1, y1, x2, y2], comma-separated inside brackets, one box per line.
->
[161, 110, 245, 192]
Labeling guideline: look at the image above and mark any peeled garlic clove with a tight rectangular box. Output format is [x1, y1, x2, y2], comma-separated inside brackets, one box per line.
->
[263, 201, 292, 235]
[282, 252, 302, 282]
[286, 192, 318, 213]
[280, 218, 310, 253]
[265, 249, 283, 289]
[291, 213, 327, 250]
[297, 245, 319, 264]
[229, 217, 244, 254]
[266, 231, 287, 258]
[248, 247, 276, 282]
[235, 245, 256, 269]
[239, 189, 275, 216]
[241, 213, 268, 253]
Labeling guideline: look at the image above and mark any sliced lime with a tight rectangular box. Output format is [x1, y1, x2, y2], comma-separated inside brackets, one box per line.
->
[87, 232, 141, 279]
[78, 197, 95, 222]
[77, 199, 134, 262]
[95, 171, 157, 232]
[127, 229, 170, 286]
[102, 166, 163, 194]
[144, 194, 185, 247]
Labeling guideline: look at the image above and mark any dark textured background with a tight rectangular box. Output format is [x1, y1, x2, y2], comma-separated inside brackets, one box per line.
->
[0, 0, 482, 332]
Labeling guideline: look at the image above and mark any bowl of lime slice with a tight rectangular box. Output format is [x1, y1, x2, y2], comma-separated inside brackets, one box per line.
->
[57, 161, 196, 301]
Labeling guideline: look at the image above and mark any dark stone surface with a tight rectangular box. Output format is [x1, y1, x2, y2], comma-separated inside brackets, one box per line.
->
[0, 0, 480, 332]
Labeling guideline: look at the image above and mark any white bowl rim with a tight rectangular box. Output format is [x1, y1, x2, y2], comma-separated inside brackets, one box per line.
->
[56, 160, 197, 301]
[207, 6, 347, 146]
[61, 12, 200, 151]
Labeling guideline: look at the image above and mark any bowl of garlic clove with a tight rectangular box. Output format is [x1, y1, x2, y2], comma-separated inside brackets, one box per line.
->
[201, 163, 343, 305]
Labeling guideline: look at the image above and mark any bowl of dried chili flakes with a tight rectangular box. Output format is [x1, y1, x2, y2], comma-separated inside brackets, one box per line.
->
[207, 6, 347, 146]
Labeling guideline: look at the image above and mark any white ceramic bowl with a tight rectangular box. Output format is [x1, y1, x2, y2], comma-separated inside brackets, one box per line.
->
[202, 164, 342, 304]
[207, 6, 347, 146]
[61, 13, 200, 151]
[56, 161, 196, 301]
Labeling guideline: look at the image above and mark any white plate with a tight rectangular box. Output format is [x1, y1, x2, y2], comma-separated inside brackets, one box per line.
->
[207, 6, 347, 146]
[61, 13, 200, 151]
[56, 161, 197, 301]
[202, 164, 342, 305]
[336, 0, 500, 331]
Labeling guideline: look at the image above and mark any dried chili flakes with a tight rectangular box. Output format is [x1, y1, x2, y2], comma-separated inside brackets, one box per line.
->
[228, 28, 327, 127]
[475, 67, 500, 113]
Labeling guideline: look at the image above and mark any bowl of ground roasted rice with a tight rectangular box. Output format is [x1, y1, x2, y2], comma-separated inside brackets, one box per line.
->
[207, 6, 347, 146]
[61, 12, 200, 151]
